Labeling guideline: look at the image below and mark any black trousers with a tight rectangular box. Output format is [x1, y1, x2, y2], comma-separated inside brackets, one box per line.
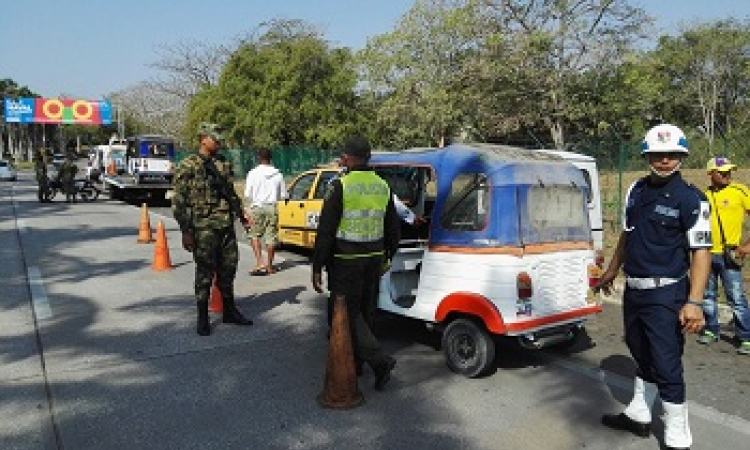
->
[623, 280, 688, 403]
[326, 256, 388, 368]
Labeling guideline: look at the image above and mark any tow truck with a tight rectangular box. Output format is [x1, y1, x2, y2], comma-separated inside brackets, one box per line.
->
[100, 134, 176, 202]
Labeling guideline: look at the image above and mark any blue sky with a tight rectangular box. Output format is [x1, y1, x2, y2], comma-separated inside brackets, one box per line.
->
[1, 0, 748, 99]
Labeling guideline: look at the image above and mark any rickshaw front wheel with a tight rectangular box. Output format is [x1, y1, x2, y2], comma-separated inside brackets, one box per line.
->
[442, 318, 496, 378]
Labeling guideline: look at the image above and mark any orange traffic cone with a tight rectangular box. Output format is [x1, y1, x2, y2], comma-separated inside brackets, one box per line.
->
[152, 221, 172, 271]
[209, 275, 223, 312]
[137, 203, 154, 243]
[107, 160, 116, 175]
[317, 294, 364, 409]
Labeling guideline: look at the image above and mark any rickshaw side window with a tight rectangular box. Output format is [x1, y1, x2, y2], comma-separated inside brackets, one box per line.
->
[441, 173, 489, 231]
[289, 173, 316, 200]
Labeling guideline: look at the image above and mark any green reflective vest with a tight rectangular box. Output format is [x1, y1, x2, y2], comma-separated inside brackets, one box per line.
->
[336, 170, 390, 251]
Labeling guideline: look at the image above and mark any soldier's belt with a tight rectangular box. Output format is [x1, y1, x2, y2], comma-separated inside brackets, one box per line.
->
[625, 274, 685, 289]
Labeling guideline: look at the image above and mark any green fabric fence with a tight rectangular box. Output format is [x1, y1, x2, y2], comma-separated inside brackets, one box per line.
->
[176, 146, 340, 180]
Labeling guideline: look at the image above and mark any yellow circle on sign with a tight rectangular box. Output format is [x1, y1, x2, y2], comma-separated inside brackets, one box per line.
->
[42, 99, 64, 119]
[72, 100, 93, 120]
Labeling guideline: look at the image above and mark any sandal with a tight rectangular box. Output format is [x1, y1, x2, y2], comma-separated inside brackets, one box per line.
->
[249, 267, 268, 276]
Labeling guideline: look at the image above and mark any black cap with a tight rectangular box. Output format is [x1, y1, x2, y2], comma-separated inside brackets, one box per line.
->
[342, 135, 371, 159]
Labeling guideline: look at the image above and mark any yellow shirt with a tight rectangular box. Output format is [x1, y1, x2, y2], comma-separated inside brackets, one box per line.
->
[705, 182, 750, 253]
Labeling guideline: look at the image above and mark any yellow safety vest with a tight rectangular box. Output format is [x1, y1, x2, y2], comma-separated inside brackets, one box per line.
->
[336, 171, 390, 255]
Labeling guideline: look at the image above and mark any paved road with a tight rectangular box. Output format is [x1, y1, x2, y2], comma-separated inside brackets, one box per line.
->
[2, 171, 749, 450]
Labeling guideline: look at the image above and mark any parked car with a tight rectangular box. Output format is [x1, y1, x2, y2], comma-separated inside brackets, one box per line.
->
[276, 167, 341, 248]
[0, 159, 18, 181]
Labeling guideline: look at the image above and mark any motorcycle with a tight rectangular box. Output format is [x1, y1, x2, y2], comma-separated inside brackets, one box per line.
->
[47, 177, 101, 202]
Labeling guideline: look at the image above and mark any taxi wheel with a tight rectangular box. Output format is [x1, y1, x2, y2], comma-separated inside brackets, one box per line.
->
[442, 318, 495, 378]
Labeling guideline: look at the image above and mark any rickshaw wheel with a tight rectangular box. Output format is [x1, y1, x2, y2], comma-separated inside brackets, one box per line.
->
[442, 318, 495, 378]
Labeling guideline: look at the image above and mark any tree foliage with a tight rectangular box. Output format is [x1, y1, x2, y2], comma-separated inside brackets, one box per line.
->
[186, 19, 360, 148]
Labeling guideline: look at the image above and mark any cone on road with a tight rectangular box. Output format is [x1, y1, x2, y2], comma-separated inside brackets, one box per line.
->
[137, 203, 154, 243]
[106, 160, 116, 175]
[317, 294, 364, 409]
[152, 221, 172, 271]
[209, 275, 223, 312]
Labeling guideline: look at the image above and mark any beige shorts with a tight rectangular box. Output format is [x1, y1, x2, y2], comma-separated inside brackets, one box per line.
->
[247, 205, 278, 245]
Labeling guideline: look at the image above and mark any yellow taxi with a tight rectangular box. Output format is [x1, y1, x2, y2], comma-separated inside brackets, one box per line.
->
[277, 167, 341, 249]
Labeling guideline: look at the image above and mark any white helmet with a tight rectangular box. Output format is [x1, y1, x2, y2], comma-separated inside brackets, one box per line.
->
[641, 124, 689, 155]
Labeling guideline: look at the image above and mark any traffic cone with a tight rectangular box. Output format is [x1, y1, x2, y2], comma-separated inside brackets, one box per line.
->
[317, 294, 364, 409]
[107, 160, 116, 175]
[137, 203, 154, 243]
[152, 221, 172, 271]
[209, 275, 223, 312]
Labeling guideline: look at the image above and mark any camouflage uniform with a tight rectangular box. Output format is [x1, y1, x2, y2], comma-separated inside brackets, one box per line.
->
[34, 152, 50, 202]
[172, 122, 252, 335]
[58, 156, 78, 203]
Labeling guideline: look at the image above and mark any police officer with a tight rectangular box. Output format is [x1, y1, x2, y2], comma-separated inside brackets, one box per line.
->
[312, 135, 400, 390]
[172, 122, 253, 336]
[596, 124, 711, 450]
[34, 150, 51, 202]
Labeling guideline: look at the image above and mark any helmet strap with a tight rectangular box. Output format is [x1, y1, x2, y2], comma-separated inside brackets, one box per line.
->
[649, 160, 682, 178]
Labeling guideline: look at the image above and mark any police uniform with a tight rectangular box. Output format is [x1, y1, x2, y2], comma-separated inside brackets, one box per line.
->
[58, 155, 78, 203]
[600, 124, 711, 450]
[622, 174, 711, 403]
[312, 155, 400, 389]
[172, 123, 252, 335]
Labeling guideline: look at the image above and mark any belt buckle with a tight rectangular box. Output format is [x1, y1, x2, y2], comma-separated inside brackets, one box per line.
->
[653, 277, 660, 288]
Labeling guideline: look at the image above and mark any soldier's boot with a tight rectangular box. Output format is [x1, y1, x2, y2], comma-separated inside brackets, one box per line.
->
[222, 295, 253, 326]
[197, 300, 210, 336]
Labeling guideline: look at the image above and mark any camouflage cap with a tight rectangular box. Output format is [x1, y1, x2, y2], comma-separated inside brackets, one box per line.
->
[197, 122, 225, 143]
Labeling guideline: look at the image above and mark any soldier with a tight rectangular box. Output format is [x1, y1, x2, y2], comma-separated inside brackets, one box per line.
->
[172, 122, 253, 336]
[34, 150, 51, 202]
[58, 152, 79, 203]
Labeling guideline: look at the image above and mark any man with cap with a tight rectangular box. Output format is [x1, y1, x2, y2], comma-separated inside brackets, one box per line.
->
[172, 122, 253, 336]
[698, 156, 750, 355]
[312, 134, 400, 390]
[595, 124, 711, 450]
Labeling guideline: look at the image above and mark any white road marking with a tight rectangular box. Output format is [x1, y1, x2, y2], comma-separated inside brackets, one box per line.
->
[544, 353, 750, 436]
[27, 266, 52, 320]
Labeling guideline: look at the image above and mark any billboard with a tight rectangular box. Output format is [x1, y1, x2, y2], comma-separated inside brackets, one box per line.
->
[3, 97, 113, 125]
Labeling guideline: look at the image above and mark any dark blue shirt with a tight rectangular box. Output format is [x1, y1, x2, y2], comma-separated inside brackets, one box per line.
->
[623, 173, 710, 278]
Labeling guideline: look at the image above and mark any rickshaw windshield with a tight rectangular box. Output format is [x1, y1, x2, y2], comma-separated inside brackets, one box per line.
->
[521, 185, 590, 243]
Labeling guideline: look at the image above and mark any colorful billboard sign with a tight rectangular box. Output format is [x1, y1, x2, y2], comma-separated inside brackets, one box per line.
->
[3, 97, 112, 125]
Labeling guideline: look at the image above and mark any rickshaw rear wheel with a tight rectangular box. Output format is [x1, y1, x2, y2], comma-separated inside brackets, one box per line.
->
[442, 318, 495, 378]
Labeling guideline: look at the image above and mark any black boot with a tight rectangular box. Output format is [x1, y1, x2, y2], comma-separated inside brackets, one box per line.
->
[197, 300, 210, 336]
[601, 413, 651, 438]
[222, 296, 253, 326]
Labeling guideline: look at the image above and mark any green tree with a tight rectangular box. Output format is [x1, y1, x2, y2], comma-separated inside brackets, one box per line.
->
[649, 19, 750, 155]
[187, 19, 360, 148]
[357, 0, 482, 148]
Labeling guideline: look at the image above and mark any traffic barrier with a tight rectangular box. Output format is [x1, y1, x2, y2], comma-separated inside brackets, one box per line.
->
[317, 294, 364, 409]
[152, 221, 172, 271]
[137, 203, 154, 243]
[209, 275, 223, 312]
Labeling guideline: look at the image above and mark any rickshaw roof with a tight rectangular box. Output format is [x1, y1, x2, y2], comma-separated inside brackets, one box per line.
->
[371, 143, 586, 188]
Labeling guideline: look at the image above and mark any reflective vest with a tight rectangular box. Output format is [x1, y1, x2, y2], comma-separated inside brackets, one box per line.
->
[336, 171, 390, 254]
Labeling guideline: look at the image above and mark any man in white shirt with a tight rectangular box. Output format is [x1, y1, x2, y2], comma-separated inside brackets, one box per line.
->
[244, 148, 288, 275]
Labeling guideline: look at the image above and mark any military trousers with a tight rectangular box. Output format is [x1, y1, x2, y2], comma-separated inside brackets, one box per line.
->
[192, 226, 238, 303]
